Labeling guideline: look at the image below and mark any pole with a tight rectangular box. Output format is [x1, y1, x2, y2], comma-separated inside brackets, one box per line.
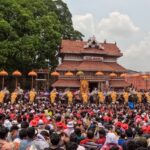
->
[2, 76, 4, 89]
[31, 76, 33, 89]
[16, 77, 18, 88]
[146, 79, 147, 90]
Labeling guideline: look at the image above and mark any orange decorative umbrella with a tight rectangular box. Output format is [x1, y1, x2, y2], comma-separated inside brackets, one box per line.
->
[132, 73, 139, 77]
[12, 70, 22, 88]
[76, 71, 84, 76]
[51, 71, 60, 76]
[65, 71, 74, 76]
[109, 73, 117, 77]
[120, 73, 127, 78]
[0, 70, 8, 89]
[95, 71, 104, 76]
[28, 71, 37, 89]
[142, 75, 149, 79]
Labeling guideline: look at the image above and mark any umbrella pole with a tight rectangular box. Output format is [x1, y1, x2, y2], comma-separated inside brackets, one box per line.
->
[16, 77, 18, 88]
[2, 76, 4, 89]
[31, 77, 33, 89]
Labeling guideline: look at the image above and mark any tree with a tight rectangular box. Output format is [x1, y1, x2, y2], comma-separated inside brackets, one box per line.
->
[0, 0, 83, 73]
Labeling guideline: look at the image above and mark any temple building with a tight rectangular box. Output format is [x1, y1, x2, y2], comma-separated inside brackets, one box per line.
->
[52, 37, 129, 91]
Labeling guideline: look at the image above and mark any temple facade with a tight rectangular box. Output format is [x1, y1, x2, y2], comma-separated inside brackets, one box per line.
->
[52, 37, 129, 91]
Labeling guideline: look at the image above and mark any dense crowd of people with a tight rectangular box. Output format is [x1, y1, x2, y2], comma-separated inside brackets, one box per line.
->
[0, 87, 150, 150]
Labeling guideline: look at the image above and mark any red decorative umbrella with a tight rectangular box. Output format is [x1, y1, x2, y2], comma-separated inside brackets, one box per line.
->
[0, 70, 8, 89]
[12, 70, 22, 88]
[51, 71, 60, 76]
[28, 71, 37, 89]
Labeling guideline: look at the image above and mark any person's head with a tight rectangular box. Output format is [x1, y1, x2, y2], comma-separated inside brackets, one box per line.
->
[26, 127, 36, 139]
[136, 127, 143, 136]
[87, 130, 94, 139]
[74, 128, 81, 136]
[21, 121, 29, 129]
[50, 133, 60, 146]
[126, 128, 133, 138]
[40, 130, 50, 141]
[99, 129, 106, 138]
[126, 140, 137, 150]
[70, 133, 78, 143]
[66, 142, 78, 150]
[10, 125, 19, 139]
[135, 139, 147, 148]
[19, 129, 27, 140]
[110, 145, 119, 150]
[0, 126, 9, 139]
[120, 132, 126, 139]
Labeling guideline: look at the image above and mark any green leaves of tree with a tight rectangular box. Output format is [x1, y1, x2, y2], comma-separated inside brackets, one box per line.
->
[0, 0, 83, 73]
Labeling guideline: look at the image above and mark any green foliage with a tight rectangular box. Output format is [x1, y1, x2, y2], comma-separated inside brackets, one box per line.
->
[0, 0, 83, 73]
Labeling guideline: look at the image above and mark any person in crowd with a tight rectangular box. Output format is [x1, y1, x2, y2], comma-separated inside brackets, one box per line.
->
[0, 126, 14, 150]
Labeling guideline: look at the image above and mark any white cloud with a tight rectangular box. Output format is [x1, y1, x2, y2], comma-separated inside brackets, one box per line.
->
[73, 13, 95, 38]
[120, 32, 150, 72]
[97, 12, 139, 39]
[73, 11, 150, 71]
[72, 11, 140, 41]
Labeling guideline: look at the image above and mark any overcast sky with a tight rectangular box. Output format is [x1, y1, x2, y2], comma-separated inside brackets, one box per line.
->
[63, 0, 150, 72]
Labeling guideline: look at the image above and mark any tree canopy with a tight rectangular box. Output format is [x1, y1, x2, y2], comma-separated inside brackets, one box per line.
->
[0, 0, 83, 73]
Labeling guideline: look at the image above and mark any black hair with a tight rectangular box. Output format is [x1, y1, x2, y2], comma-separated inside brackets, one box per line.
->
[10, 125, 19, 132]
[50, 133, 60, 146]
[87, 130, 94, 139]
[40, 130, 49, 138]
[110, 145, 119, 150]
[99, 129, 106, 136]
[26, 127, 35, 139]
[126, 140, 137, 150]
[74, 128, 81, 136]
[21, 121, 29, 129]
[126, 128, 133, 138]
[66, 142, 78, 150]
[70, 133, 78, 143]
[0, 126, 9, 139]
[19, 129, 27, 140]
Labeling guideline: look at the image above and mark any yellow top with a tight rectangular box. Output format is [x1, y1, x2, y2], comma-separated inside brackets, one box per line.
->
[111, 91, 117, 102]
[0, 91, 5, 103]
[29, 91, 36, 102]
[98, 92, 105, 103]
[123, 92, 129, 103]
[11, 92, 18, 103]
[50, 91, 57, 103]
[137, 92, 142, 103]
[67, 91, 73, 102]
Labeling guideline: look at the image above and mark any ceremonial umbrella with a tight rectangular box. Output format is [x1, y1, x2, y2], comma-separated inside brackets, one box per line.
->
[0, 70, 8, 89]
[51, 71, 60, 76]
[76, 71, 84, 76]
[109, 72, 117, 77]
[120, 73, 128, 78]
[64, 71, 74, 76]
[142, 75, 149, 79]
[95, 71, 104, 76]
[12, 70, 22, 88]
[28, 71, 37, 89]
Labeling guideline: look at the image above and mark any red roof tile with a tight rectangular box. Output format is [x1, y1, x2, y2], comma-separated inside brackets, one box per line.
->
[110, 80, 129, 88]
[61, 40, 122, 56]
[56, 61, 126, 72]
[52, 79, 80, 87]
[57, 61, 81, 71]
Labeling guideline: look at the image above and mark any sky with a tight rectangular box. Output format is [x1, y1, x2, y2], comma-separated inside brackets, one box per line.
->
[63, 0, 150, 72]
